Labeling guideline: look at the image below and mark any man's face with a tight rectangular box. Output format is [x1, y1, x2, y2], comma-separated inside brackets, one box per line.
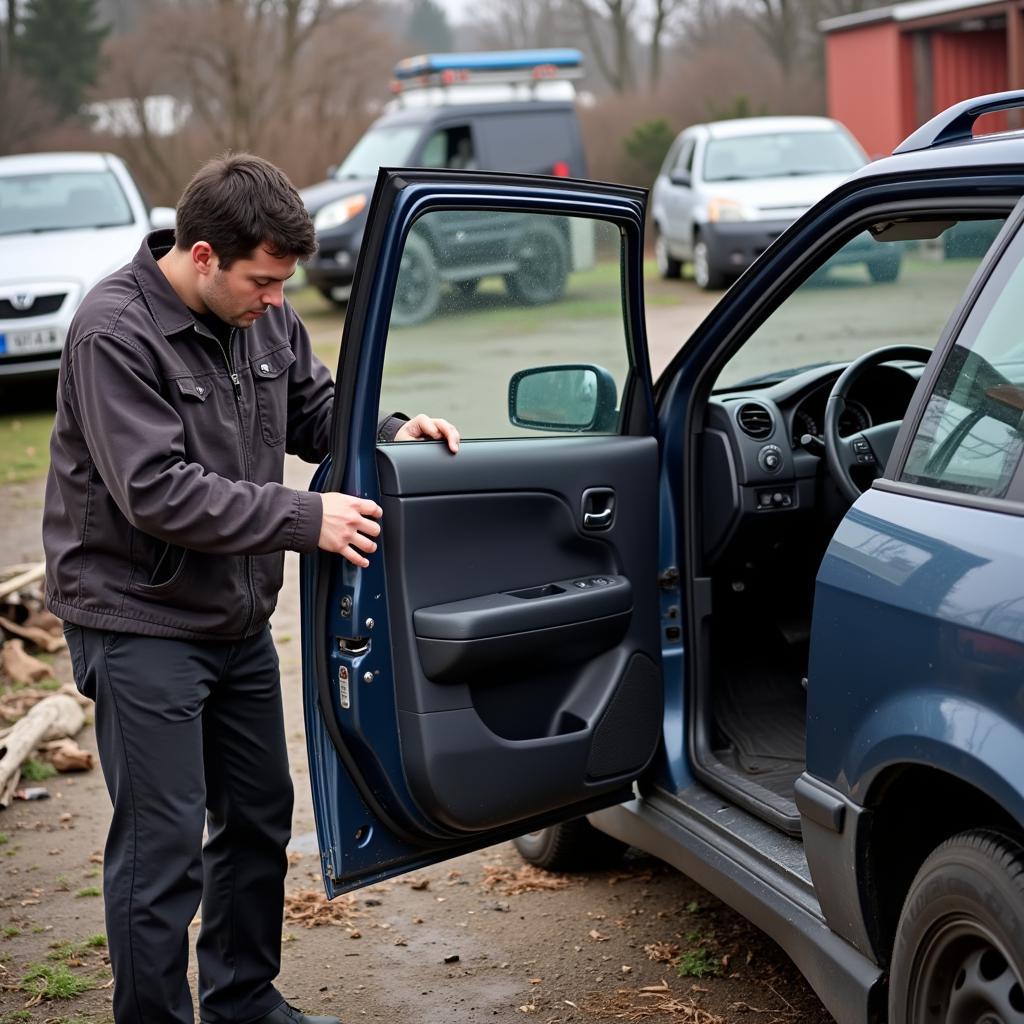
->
[196, 243, 298, 328]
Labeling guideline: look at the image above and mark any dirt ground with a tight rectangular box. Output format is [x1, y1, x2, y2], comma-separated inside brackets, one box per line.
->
[0, 281, 835, 1024]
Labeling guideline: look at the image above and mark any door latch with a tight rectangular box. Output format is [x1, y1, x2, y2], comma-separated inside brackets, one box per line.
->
[581, 487, 615, 530]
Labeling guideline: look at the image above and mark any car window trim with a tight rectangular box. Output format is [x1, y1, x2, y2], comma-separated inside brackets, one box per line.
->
[872, 475, 1024, 514]
[885, 193, 1024, 490]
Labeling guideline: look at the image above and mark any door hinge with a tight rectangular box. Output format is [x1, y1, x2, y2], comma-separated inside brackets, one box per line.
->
[658, 566, 680, 591]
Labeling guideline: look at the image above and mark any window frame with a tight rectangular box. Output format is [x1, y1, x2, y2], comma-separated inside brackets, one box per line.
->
[881, 193, 1024, 510]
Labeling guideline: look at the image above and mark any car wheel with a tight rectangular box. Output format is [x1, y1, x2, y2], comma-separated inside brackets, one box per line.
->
[693, 235, 725, 290]
[318, 286, 348, 310]
[655, 229, 682, 280]
[867, 256, 901, 283]
[390, 232, 441, 326]
[888, 830, 1024, 1024]
[504, 221, 569, 306]
[513, 819, 627, 872]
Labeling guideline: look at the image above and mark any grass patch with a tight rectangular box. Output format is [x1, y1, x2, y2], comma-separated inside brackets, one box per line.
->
[0, 412, 53, 484]
[3, 925, 20, 938]
[676, 945, 722, 979]
[20, 961, 92, 1000]
[21, 758, 57, 781]
[0, 832, 7, 844]
[85, 934, 106, 947]
[47, 934, 106, 963]
[1, 1012, 33, 1024]
[74, 887, 101, 899]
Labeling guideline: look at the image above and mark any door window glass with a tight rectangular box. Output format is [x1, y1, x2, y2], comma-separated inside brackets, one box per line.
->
[420, 126, 475, 169]
[715, 216, 1006, 391]
[902, 228, 1024, 498]
[379, 210, 630, 440]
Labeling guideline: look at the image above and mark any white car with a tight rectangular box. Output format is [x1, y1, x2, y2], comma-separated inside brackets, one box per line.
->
[0, 152, 175, 381]
[651, 116, 870, 289]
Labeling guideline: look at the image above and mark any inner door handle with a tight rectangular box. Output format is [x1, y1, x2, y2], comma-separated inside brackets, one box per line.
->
[581, 487, 615, 530]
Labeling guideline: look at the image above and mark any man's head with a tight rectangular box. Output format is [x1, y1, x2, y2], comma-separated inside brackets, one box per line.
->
[174, 153, 317, 328]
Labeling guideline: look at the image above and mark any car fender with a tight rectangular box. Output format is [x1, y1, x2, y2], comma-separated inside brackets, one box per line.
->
[837, 689, 1024, 825]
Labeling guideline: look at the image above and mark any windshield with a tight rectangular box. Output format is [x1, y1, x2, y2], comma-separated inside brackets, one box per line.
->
[703, 130, 865, 183]
[335, 125, 422, 179]
[0, 170, 134, 236]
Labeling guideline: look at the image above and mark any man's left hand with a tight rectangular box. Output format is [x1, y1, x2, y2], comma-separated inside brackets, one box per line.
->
[394, 414, 460, 454]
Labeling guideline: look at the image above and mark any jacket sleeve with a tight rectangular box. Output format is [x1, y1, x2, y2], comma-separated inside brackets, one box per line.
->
[69, 331, 323, 555]
[283, 306, 408, 458]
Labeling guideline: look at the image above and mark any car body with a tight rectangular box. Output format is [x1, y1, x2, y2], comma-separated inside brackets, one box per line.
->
[298, 90, 1024, 1024]
[651, 115, 870, 289]
[300, 50, 588, 307]
[0, 151, 174, 382]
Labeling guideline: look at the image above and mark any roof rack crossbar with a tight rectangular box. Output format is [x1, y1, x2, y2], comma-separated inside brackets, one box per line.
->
[894, 89, 1024, 154]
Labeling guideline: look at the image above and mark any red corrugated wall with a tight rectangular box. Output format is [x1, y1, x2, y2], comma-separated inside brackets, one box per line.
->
[931, 29, 1008, 131]
[826, 22, 912, 157]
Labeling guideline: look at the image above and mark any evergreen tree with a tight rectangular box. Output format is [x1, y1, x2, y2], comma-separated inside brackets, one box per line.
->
[407, 0, 452, 53]
[15, 0, 108, 117]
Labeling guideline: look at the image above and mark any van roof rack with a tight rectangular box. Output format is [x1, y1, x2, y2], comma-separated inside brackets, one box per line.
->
[894, 89, 1024, 154]
[391, 48, 582, 97]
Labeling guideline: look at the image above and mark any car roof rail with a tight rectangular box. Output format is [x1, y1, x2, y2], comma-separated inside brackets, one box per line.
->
[894, 89, 1024, 154]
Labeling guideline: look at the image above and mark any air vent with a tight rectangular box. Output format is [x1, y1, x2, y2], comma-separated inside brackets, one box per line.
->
[736, 402, 774, 440]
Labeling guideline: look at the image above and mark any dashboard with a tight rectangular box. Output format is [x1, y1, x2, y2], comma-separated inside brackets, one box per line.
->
[701, 360, 923, 561]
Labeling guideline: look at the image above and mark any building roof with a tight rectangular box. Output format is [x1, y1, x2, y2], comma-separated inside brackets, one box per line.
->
[821, 0, 1004, 34]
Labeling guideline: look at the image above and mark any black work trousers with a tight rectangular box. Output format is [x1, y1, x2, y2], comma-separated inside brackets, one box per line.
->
[65, 625, 293, 1024]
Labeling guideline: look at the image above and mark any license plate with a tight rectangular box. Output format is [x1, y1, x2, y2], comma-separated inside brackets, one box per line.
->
[0, 328, 62, 355]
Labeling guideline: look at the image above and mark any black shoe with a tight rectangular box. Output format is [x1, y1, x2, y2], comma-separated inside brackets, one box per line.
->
[254, 1002, 341, 1024]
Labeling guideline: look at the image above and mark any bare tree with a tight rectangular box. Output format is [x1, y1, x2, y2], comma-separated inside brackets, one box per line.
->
[568, 0, 638, 93]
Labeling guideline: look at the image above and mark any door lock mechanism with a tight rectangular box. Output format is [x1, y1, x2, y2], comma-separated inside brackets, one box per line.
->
[581, 487, 616, 530]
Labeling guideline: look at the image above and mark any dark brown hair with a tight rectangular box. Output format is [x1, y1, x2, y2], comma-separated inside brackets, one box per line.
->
[174, 153, 317, 268]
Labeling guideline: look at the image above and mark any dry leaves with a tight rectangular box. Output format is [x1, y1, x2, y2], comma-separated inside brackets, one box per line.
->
[645, 942, 682, 963]
[579, 981, 725, 1022]
[283, 888, 362, 930]
[481, 864, 573, 896]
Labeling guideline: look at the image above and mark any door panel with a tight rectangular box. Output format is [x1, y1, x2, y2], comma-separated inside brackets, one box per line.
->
[300, 169, 661, 895]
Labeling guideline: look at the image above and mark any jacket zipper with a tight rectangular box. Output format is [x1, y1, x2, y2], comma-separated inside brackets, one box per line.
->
[219, 329, 257, 636]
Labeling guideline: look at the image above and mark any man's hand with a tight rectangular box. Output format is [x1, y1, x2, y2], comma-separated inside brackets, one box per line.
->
[394, 414, 460, 453]
[318, 492, 383, 567]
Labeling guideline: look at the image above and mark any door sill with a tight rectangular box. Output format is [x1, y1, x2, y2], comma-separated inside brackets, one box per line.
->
[691, 756, 802, 836]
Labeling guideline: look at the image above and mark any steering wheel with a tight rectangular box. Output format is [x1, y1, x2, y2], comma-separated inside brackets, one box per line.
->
[824, 345, 932, 504]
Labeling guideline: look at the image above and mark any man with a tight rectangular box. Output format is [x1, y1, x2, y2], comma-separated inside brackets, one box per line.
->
[43, 153, 459, 1024]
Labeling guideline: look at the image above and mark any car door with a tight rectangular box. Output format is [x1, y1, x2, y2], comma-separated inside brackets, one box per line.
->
[300, 168, 664, 896]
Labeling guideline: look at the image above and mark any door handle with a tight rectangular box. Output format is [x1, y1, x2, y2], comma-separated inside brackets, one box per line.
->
[583, 508, 613, 528]
[581, 487, 615, 530]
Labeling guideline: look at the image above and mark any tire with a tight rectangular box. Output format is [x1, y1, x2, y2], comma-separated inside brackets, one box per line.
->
[655, 228, 682, 280]
[693, 234, 725, 290]
[317, 286, 348, 310]
[867, 255, 901, 283]
[504, 221, 570, 306]
[390, 232, 441, 327]
[888, 829, 1024, 1024]
[513, 818, 627, 872]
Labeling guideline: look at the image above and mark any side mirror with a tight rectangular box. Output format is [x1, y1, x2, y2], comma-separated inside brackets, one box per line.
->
[149, 206, 176, 230]
[508, 364, 618, 432]
[669, 170, 691, 188]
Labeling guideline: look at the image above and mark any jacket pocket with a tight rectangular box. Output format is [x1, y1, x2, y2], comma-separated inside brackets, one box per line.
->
[251, 345, 296, 446]
[133, 543, 189, 598]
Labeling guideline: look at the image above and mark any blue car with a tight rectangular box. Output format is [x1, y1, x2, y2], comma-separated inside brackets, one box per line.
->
[300, 91, 1024, 1024]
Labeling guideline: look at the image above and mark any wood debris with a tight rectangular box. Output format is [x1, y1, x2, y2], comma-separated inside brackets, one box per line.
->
[283, 888, 362, 929]
[579, 983, 725, 1022]
[1, 639, 52, 686]
[0, 694, 85, 806]
[480, 864, 573, 896]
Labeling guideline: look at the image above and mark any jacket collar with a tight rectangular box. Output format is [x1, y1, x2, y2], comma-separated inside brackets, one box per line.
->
[131, 230, 204, 338]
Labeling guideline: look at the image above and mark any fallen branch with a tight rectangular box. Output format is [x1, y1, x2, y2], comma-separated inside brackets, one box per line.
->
[0, 694, 85, 806]
[1, 639, 53, 685]
[0, 616, 65, 654]
[0, 564, 45, 603]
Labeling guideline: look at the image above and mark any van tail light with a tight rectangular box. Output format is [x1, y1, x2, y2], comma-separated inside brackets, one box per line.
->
[552, 161, 570, 177]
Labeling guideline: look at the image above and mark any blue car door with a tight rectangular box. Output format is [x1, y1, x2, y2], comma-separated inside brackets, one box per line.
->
[300, 169, 664, 896]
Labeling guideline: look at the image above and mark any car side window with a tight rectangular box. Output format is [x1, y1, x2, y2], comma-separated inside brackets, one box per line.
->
[901, 227, 1024, 498]
[420, 126, 475, 170]
[378, 210, 630, 440]
[660, 138, 682, 177]
[677, 139, 695, 174]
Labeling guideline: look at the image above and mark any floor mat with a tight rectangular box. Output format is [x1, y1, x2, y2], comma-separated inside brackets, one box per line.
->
[713, 667, 806, 799]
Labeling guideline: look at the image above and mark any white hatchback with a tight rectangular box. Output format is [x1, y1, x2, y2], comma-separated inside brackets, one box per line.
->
[0, 151, 175, 381]
[651, 116, 869, 290]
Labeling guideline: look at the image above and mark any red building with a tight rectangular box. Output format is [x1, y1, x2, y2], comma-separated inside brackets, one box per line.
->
[822, 0, 1024, 156]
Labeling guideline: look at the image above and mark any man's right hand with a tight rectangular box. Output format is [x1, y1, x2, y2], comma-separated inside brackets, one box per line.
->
[318, 492, 383, 567]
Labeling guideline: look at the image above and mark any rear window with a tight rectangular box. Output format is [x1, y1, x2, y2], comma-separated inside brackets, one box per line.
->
[473, 111, 580, 176]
